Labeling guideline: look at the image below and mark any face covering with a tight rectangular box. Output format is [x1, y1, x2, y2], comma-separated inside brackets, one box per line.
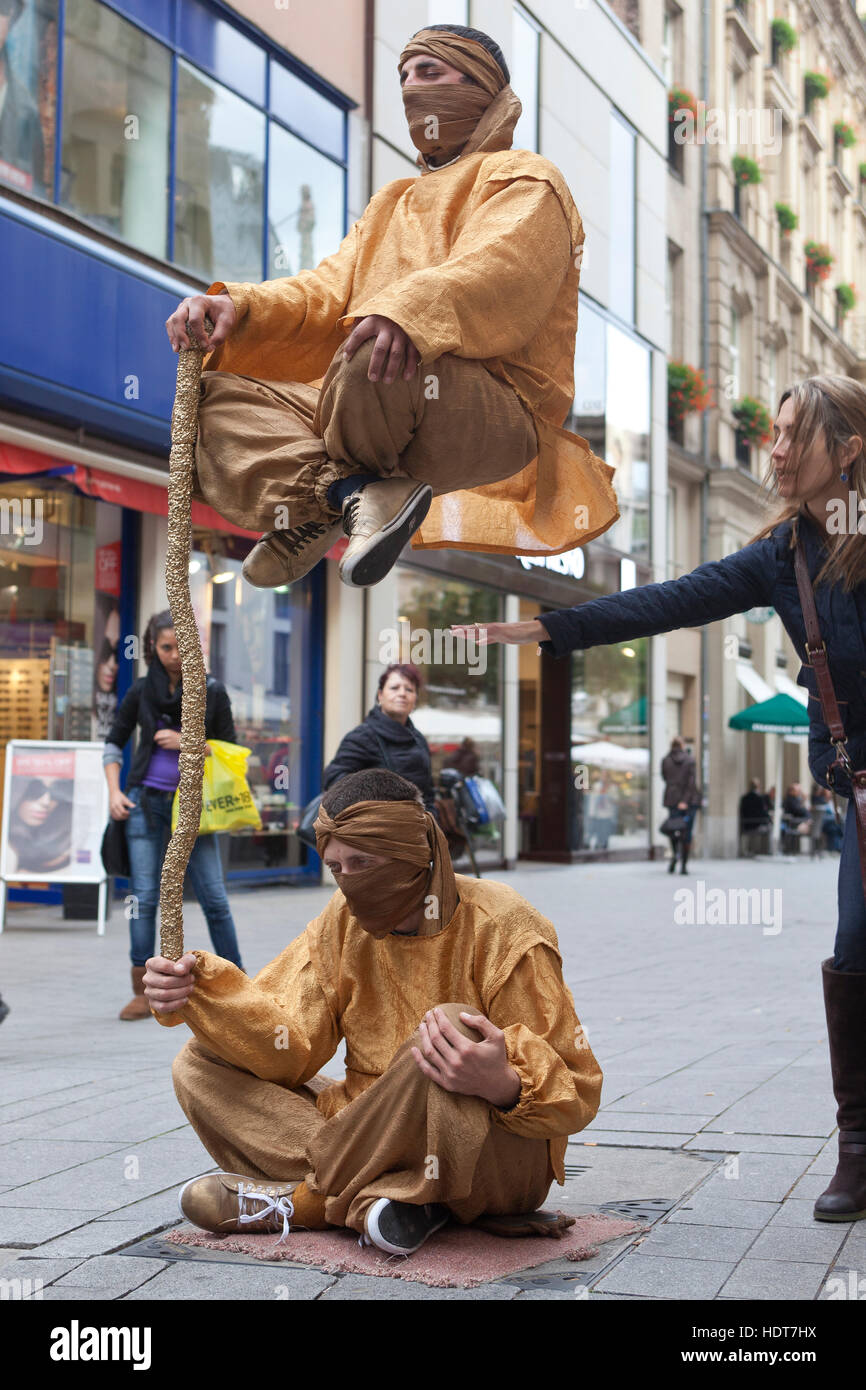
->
[402, 84, 493, 163]
[329, 857, 433, 939]
[314, 798, 458, 938]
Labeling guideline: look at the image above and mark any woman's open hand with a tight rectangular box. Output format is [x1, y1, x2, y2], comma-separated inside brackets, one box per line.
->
[450, 619, 550, 648]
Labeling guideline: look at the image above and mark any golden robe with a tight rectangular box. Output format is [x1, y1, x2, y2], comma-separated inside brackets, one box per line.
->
[203, 112, 618, 556]
[157, 874, 603, 1184]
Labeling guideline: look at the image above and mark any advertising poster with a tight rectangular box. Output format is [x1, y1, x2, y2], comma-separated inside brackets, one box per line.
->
[0, 741, 107, 882]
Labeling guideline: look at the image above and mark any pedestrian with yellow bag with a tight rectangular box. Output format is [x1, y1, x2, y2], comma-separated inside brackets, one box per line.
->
[104, 610, 249, 1018]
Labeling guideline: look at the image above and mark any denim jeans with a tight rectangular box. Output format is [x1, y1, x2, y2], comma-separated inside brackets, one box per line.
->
[124, 785, 243, 970]
[834, 798, 866, 972]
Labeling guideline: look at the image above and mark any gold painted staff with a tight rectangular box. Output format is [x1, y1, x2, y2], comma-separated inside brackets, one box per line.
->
[158, 319, 212, 960]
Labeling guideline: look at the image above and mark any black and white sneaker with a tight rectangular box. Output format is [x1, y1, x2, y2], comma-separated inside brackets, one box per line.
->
[363, 1199, 449, 1255]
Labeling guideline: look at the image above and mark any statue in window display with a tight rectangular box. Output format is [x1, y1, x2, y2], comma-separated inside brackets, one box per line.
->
[165, 25, 618, 590]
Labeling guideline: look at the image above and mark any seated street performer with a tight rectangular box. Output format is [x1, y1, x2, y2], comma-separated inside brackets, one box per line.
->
[145, 770, 602, 1256]
[164, 24, 616, 591]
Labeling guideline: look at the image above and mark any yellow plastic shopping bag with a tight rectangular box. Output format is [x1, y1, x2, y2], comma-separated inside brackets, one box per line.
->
[171, 739, 262, 835]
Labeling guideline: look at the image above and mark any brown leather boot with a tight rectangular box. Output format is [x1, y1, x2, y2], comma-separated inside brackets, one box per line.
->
[118, 966, 152, 1021]
[814, 959, 866, 1221]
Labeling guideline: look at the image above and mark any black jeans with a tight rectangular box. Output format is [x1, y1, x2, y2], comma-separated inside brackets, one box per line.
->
[834, 799, 866, 972]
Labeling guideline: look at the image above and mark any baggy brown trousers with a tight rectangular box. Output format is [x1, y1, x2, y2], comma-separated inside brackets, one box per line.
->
[172, 1003, 553, 1234]
[193, 339, 540, 534]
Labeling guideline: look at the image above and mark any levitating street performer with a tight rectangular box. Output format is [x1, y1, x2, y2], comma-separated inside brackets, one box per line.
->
[145, 770, 602, 1255]
[164, 24, 616, 590]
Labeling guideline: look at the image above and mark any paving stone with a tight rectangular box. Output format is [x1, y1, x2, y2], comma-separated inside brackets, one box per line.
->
[803, 1139, 840, 1176]
[0, 1139, 130, 1186]
[766, 1199, 850, 1230]
[0, 1209, 102, 1246]
[817, 1266, 866, 1300]
[317, 1273, 517, 1300]
[97, 1188, 199, 1225]
[788, 1172, 835, 1200]
[23, 1287, 117, 1301]
[0, 1136, 213, 1211]
[667, 1193, 779, 1229]
[590, 1111, 714, 1134]
[31, 1222, 165, 1259]
[683, 1133, 824, 1156]
[718, 1259, 826, 1300]
[52, 1254, 168, 1295]
[120, 1260, 336, 1300]
[632, 1223, 758, 1262]
[0, 1255, 86, 1286]
[697, 1152, 812, 1202]
[575, 1130, 695, 1148]
[594, 1253, 735, 1299]
[838, 1229, 866, 1264]
[746, 1223, 848, 1263]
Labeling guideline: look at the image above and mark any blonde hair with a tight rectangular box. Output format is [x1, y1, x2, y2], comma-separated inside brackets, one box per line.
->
[751, 374, 866, 590]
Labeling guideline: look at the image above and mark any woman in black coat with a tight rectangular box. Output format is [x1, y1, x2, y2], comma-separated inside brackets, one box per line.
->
[454, 374, 866, 1226]
[323, 662, 437, 816]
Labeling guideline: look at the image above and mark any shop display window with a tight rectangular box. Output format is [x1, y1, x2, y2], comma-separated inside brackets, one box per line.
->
[571, 636, 649, 852]
[395, 567, 504, 865]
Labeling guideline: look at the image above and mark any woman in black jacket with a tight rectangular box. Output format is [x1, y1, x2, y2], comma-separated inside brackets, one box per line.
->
[454, 375, 866, 1225]
[104, 610, 244, 1019]
[323, 662, 437, 816]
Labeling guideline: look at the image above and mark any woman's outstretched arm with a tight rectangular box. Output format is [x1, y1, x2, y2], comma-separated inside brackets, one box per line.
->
[453, 533, 785, 656]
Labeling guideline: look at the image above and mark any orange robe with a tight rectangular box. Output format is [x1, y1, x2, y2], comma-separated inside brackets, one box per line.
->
[203, 138, 618, 556]
[156, 874, 603, 1184]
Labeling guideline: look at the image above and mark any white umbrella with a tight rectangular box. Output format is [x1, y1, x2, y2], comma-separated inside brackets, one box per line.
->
[571, 739, 649, 772]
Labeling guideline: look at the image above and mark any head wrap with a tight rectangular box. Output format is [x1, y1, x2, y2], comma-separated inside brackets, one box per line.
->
[313, 798, 458, 938]
[398, 28, 522, 173]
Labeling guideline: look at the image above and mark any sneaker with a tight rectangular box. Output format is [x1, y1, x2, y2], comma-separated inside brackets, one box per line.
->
[242, 520, 341, 588]
[178, 1172, 298, 1242]
[363, 1198, 448, 1255]
[339, 480, 432, 588]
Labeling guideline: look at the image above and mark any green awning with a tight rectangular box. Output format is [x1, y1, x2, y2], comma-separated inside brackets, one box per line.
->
[728, 692, 810, 736]
[600, 695, 647, 732]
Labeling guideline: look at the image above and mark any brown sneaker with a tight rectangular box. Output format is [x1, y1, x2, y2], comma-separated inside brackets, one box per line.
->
[339, 480, 432, 588]
[242, 520, 341, 588]
[178, 1172, 300, 1241]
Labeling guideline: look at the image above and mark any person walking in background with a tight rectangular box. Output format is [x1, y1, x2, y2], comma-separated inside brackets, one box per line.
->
[661, 736, 701, 875]
[104, 610, 244, 1020]
[322, 663, 437, 817]
[454, 375, 866, 1225]
[586, 775, 617, 851]
[739, 777, 771, 856]
[444, 737, 480, 778]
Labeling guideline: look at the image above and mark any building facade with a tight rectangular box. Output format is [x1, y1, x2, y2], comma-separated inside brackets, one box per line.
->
[662, 0, 866, 856]
[0, 0, 365, 897]
[321, 0, 670, 867]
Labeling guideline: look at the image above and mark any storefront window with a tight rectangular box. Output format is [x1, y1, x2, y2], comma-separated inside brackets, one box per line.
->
[269, 59, 344, 162]
[569, 305, 651, 560]
[60, 0, 171, 256]
[0, 477, 124, 824]
[267, 121, 345, 278]
[571, 636, 649, 852]
[395, 566, 504, 863]
[0, 0, 58, 198]
[174, 58, 265, 282]
[189, 546, 317, 875]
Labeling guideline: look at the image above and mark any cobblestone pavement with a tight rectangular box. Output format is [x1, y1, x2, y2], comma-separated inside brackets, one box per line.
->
[1, 851, 862, 1302]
